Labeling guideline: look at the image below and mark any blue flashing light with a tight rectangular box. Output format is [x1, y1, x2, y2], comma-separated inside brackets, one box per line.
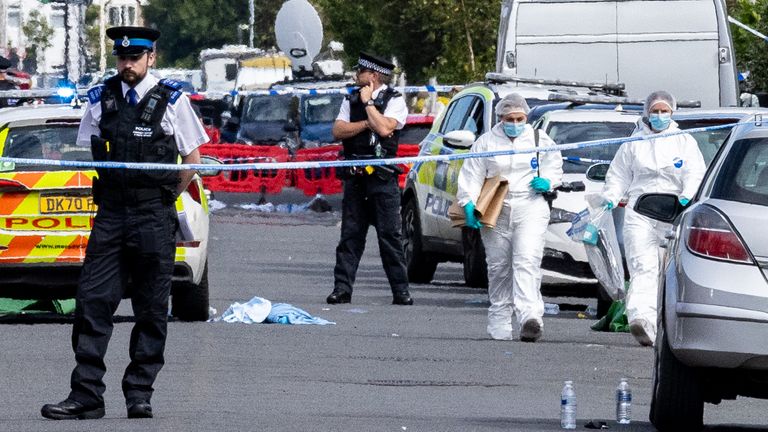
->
[56, 87, 76, 99]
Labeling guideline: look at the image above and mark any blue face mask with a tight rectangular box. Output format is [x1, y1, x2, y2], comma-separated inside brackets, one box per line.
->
[503, 121, 526, 138]
[649, 113, 672, 131]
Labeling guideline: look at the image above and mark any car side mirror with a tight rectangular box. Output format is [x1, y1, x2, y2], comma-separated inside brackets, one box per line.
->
[443, 130, 476, 148]
[586, 163, 610, 182]
[198, 155, 222, 177]
[634, 193, 684, 224]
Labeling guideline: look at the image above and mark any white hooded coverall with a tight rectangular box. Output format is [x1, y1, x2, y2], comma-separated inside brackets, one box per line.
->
[457, 123, 563, 340]
[602, 119, 706, 340]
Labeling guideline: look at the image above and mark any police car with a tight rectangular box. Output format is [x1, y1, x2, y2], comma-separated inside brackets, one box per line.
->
[0, 105, 214, 321]
[401, 75, 626, 289]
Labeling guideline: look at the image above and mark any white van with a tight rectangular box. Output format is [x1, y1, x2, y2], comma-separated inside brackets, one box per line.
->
[496, 0, 738, 107]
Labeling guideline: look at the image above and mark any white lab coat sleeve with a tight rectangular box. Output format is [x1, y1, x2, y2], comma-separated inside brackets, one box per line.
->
[680, 134, 707, 199]
[537, 133, 563, 188]
[602, 142, 634, 206]
[457, 137, 488, 206]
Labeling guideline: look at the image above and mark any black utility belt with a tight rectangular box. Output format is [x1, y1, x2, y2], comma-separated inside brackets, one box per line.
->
[337, 164, 402, 180]
[93, 179, 175, 205]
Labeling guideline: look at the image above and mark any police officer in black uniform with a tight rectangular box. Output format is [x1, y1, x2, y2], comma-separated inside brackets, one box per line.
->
[326, 52, 413, 306]
[42, 27, 209, 420]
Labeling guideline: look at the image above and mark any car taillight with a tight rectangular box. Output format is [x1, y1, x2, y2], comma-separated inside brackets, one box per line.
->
[684, 205, 753, 264]
[186, 181, 202, 205]
[0, 179, 28, 192]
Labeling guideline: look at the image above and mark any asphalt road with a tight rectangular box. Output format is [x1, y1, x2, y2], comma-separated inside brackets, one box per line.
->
[1, 190, 767, 431]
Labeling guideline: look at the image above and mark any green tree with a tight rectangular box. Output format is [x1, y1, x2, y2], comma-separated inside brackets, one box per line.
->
[730, 0, 768, 92]
[315, 0, 500, 83]
[22, 9, 54, 74]
[143, 0, 284, 68]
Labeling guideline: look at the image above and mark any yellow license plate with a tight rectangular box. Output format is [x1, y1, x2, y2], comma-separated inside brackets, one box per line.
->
[40, 196, 96, 214]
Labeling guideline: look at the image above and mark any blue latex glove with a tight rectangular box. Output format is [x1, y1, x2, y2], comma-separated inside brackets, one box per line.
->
[463, 202, 483, 229]
[679, 197, 690, 206]
[530, 176, 551, 192]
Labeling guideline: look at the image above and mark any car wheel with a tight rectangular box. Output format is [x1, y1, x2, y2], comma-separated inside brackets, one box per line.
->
[462, 227, 488, 289]
[401, 198, 438, 283]
[650, 324, 704, 431]
[171, 262, 210, 322]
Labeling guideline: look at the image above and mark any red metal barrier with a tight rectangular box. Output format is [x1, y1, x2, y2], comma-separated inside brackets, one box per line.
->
[396, 144, 420, 189]
[199, 144, 290, 194]
[292, 145, 343, 196]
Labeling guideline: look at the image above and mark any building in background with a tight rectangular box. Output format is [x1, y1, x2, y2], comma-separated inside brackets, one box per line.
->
[0, 0, 145, 85]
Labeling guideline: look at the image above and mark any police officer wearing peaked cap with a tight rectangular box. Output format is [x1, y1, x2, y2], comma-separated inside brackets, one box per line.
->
[0, 56, 19, 107]
[326, 52, 413, 306]
[41, 26, 209, 421]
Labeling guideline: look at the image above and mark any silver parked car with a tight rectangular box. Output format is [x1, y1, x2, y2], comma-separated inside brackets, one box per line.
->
[633, 113, 768, 430]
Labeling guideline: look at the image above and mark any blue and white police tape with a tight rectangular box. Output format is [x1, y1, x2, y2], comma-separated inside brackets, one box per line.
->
[729, 16, 768, 42]
[0, 85, 462, 100]
[198, 84, 463, 99]
[0, 119, 757, 172]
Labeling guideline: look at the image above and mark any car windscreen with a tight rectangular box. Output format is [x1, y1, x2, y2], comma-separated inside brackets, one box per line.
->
[2, 124, 89, 171]
[675, 118, 738, 166]
[241, 95, 293, 122]
[546, 121, 635, 173]
[710, 137, 768, 206]
[399, 125, 431, 145]
[301, 95, 343, 124]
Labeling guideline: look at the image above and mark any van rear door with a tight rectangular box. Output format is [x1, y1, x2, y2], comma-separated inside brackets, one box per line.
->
[616, 0, 720, 106]
[507, 1, 619, 84]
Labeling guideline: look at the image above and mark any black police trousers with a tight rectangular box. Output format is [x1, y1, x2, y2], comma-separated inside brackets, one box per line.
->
[69, 196, 177, 406]
[333, 174, 409, 295]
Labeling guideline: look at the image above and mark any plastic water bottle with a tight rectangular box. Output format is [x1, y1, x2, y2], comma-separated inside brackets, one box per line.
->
[545, 303, 560, 315]
[560, 380, 576, 429]
[616, 378, 632, 424]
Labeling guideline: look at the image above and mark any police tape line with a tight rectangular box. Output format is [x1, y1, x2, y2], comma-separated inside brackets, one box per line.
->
[0, 120, 757, 172]
[201, 85, 463, 98]
[0, 85, 462, 99]
[729, 16, 768, 42]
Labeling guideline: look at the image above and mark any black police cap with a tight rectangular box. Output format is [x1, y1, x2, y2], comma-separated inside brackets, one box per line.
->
[0, 56, 11, 72]
[106, 26, 161, 56]
[354, 52, 395, 76]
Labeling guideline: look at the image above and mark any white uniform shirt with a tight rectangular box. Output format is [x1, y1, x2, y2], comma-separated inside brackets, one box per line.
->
[76, 74, 209, 156]
[457, 123, 564, 206]
[602, 119, 706, 208]
[335, 84, 408, 129]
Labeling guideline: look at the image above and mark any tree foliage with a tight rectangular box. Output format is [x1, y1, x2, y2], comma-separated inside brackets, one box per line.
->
[315, 0, 500, 83]
[143, 0, 283, 68]
[729, 0, 768, 92]
[22, 10, 54, 73]
[140, 0, 499, 83]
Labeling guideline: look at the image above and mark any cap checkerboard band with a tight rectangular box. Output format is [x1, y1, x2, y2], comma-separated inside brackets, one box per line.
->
[358, 58, 392, 75]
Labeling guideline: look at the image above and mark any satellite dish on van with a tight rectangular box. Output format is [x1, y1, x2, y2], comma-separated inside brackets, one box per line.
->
[275, 0, 323, 73]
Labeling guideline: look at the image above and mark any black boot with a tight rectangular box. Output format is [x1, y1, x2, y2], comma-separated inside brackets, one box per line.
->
[392, 291, 413, 305]
[41, 399, 105, 420]
[326, 290, 351, 304]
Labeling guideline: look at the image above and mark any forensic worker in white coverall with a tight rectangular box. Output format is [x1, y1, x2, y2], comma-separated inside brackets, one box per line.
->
[601, 90, 705, 347]
[457, 93, 563, 342]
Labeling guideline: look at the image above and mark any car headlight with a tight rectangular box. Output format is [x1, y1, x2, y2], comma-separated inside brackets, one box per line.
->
[549, 207, 578, 224]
